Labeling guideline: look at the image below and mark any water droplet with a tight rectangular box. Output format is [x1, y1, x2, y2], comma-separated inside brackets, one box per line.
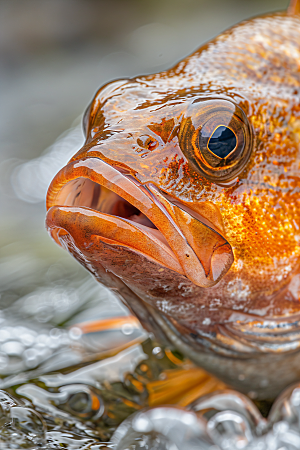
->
[69, 327, 82, 340]
[121, 323, 134, 335]
[152, 347, 164, 359]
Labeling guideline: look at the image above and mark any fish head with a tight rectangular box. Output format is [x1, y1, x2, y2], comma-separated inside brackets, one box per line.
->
[46, 12, 300, 340]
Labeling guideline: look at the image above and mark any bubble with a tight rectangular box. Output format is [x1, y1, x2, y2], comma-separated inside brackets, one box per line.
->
[61, 385, 104, 420]
[33, 343, 52, 361]
[49, 328, 63, 338]
[1, 341, 24, 356]
[69, 327, 83, 340]
[0, 352, 9, 368]
[112, 407, 205, 450]
[68, 392, 90, 414]
[37, 333, 51, 345]
[0, 329, 11, 342]
[152, 347, 164, 359]
[20, 333, 36, 347]
[36, 305, 53, 323]
[133, 415, 153, 433]
[24, 348, 39, 368]
[207, 411, 253, 449]
[121, 323, 134, 336]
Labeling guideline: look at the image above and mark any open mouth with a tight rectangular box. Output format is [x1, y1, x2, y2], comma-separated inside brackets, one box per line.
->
[51, 176, 169, 247]
[46, 157, 234, 287]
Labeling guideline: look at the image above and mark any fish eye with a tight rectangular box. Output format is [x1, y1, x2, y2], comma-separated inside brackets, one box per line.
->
[197, 111, 246, 171]
[179, 99, 252, 183]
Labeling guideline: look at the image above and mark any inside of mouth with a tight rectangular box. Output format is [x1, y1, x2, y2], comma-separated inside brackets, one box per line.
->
[55, 177, 158, 229]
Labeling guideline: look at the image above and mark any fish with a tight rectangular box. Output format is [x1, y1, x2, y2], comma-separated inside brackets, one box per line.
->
[46, 0, 300, 399]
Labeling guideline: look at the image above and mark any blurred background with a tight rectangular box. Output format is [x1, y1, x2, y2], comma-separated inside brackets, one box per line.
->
[0, 0, 289, 379]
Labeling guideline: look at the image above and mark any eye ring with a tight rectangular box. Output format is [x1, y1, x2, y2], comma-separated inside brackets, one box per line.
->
[179, 99, 253, 183]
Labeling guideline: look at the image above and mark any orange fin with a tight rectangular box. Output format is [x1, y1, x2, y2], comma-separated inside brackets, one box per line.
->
[288, 0, 300, 14]
[147, 367, 227, 407]
[75, 316, 141, 334]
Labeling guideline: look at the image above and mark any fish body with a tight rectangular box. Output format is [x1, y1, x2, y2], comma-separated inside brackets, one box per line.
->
[46, 4, 300, 399]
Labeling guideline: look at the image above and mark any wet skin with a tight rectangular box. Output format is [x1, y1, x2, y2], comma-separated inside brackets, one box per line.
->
[46, 3, 300, 398]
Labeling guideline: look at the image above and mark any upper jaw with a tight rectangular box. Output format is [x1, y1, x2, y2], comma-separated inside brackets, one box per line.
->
[46, 156, 234, 288]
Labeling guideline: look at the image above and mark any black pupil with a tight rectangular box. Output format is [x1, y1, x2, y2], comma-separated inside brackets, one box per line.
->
[207, 125, 237, 158]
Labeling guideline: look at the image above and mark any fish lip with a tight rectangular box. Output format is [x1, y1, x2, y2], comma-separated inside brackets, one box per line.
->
[46, 156, 233, 287]
[46, 204, 184, 276]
